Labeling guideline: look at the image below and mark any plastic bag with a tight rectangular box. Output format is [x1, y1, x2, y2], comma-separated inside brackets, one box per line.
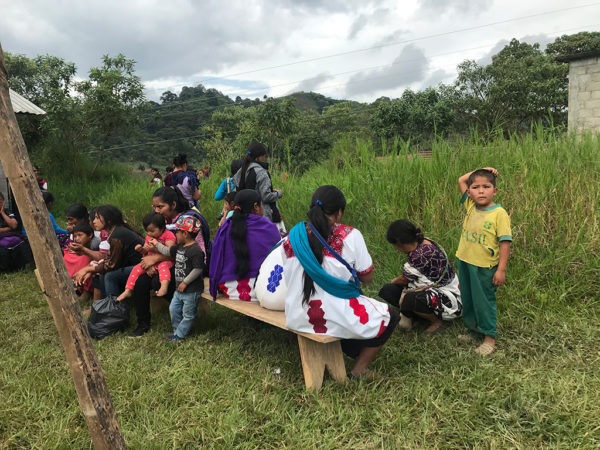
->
[87, 295, 129, 339]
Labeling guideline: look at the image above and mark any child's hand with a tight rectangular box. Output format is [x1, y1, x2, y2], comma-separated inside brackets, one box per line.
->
[135, 244, 143, 253]
[147, 238, 159, 247]
[66, 224, 74, 233]
[493, 269, 506, 286]
[483, 167, 498, 177]
[177, 282, 187, 293]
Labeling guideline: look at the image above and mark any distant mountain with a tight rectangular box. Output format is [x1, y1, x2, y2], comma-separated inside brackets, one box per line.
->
[283, 91, 344, 113]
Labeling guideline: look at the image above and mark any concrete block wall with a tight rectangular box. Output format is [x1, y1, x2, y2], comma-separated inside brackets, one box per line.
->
[568, 56, 600, 132]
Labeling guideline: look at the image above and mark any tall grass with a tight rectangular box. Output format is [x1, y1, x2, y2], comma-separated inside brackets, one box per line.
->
[4, 130, 598, 447]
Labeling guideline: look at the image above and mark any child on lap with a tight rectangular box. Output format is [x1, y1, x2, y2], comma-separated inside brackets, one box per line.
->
[456, 167, 512, 356]
[117, 212, 176, 300]
[64, 222, 95, 299]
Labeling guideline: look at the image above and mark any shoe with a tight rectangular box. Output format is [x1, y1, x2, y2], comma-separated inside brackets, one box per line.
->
[168, 335, 184, 343]
[128, 325, 150, 338]
[474, 342, 496, 356]
[163, 331, 175, 341]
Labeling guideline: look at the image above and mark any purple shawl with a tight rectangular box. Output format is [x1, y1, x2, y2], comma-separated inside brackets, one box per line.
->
[209, 214, 281, 299]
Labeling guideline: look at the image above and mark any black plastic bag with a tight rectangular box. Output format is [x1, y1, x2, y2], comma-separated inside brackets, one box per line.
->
[87, 295, 129, 339]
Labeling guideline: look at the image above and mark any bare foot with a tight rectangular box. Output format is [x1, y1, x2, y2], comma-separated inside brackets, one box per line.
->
[424, 319, 444, 334]
[156, 285, 169, 297]
[117, 289, 133, 301]
[349, 368, 376, 380]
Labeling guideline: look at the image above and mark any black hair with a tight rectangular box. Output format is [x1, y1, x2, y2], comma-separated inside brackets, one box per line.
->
[386, 219, 425, 245]
[173, 154, 188, 168]
[42, 191, 54, 206]
[302, 185, 346, 304]
[142, 211, 166, 231]
[65, 203, 88, 220]
[153, 186, 188, 214]
[95, 204, 140, 237]
[73, 221, 94, 236]
[224, 191, 236, 204]
[88, 207, 97, 223]
[238, 141, 267, 189]
[165, 166, 173, 174]
[467, 169, 496, 187]
[230, 159, 243, 178]
[230, 189, 262, 278]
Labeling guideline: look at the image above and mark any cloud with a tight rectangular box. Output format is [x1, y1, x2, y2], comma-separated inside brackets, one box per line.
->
[422, 69, 454, 88]
[417, 0, 492, 16]
[345, 44, 428, 96]
[347, 8, 390, 39]
[290, 72, 333, 93]
[476, 34, 555, 65]
[376, 29, 409, 47]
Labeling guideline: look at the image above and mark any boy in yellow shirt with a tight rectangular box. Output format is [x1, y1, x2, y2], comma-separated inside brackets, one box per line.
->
[456, 167, 512, 355]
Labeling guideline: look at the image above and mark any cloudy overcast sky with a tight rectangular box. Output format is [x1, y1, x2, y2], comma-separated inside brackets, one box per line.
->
[1, 0, 598, 102]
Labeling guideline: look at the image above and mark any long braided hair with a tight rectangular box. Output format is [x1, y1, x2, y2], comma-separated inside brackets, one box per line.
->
[302, 185, 346, 304]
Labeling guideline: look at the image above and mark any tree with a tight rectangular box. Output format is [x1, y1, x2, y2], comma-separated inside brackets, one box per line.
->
[546, 31, 600, 58]
[452, 39, 568, 132]
[76, 54, 146, 173]
[256, 98, 298, 156]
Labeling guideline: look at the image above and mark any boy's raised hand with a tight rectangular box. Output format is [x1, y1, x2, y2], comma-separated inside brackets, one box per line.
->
[483, 167, 499, 177]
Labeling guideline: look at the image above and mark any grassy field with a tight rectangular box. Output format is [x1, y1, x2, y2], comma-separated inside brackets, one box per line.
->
[1, 131, 599, 448]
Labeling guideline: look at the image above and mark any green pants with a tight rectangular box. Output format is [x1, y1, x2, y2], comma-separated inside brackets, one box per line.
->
[456, 259, 498, 339]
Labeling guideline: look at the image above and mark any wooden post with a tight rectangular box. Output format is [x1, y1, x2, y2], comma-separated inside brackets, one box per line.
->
[0, 46, 126, 449]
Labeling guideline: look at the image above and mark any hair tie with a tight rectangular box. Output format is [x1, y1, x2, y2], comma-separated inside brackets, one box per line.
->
[234, 206, 241, 210]
[247, 151, 252, 155]
[316, 200, 322, 206]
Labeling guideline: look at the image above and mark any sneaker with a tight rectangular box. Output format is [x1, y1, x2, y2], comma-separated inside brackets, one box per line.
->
[168, 335, 184, 343]
[162, 331, 175, 341]
[128, 325, 150, 338]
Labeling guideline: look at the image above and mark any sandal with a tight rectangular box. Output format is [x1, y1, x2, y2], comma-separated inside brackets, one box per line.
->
[474, 342, 496, 356]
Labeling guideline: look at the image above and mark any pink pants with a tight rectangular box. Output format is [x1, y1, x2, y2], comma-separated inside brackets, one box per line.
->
[126, 260, 173, 290]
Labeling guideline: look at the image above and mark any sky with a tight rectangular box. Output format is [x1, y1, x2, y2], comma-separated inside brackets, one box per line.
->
[1, 0, 598, 103]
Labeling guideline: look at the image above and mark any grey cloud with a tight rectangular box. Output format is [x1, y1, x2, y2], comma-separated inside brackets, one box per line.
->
[345, 44, 428, 96]
[476, 34, 555, 65]
[0, 0, 305, 82]
[376, 29, 409, 47]
[417, 0, 492, 16]
[291, 72, 333, 93]
[421, 69, 453, 88]
[348, 14, 369, 39]
[347, 8, 390, 39]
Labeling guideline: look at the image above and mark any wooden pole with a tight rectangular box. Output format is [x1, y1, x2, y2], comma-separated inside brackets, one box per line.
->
[0, 46, 126, 449]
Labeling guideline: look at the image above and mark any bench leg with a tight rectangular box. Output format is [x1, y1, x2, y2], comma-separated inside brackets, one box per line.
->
[297, 336, 347, 390]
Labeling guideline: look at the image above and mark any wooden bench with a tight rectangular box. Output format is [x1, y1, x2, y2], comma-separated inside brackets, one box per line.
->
[151, 279, 347, 390]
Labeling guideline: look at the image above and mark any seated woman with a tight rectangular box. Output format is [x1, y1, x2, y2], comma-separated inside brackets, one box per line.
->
[129, 186, 211, 337]
[0, 192, 27, 272]
[378, 220, 461, 334]
[209, 189, 281, 301]
[281, 185, 399, 379]
[74, 205, 144, 298]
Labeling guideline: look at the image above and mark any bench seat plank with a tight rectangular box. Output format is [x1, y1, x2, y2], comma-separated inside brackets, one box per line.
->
[199, 292, 339, 344]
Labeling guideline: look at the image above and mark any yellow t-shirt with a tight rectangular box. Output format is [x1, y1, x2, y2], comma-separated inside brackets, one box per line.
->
[456, 192, 512, 268]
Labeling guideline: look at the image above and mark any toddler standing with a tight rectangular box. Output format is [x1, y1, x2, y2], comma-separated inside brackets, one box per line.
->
[456, 167, 512, 355]
[151, 216, 205, 342]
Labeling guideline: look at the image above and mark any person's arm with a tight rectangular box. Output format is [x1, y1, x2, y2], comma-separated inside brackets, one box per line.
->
[154, 241, 173, 257]
[0, 210, 17, 231]
[214, 179, 228, 201]
[493, 241, 510, 286]
[358, 271, 373, 284]
[458, 167, 498, 194]
[256, 170, 282, 204]
[391, 274, 409, 285]
[49, 213, 68, 235]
